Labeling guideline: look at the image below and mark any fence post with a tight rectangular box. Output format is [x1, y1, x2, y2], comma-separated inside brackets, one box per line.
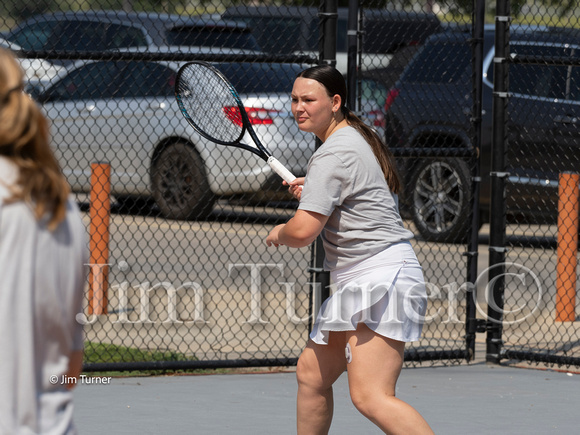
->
[89, 162, 111, 315]
[486, 0, 511, 364]
[556, 172, 579, 322]
[309, 0, 338, 332]
[464, 0, 486, 362]
[346, 0, 359, 112]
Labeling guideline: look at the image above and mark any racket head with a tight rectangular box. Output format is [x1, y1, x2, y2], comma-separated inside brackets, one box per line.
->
[175, 61, 247, 146]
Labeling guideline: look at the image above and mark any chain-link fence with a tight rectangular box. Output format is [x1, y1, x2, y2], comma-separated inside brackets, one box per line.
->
[2, 0, 578, 371]
[1, 2, 321, 371]
[345, 0, 580, 369]
[486, 1, 580, 368]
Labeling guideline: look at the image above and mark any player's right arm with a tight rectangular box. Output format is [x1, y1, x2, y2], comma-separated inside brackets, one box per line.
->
[266, 209, 327, 248]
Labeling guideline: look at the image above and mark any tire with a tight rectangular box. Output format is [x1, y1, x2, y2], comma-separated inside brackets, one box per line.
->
[114, 195, 155, 215]
[151, 143, 215, 220]
[408, 158, 472, 243]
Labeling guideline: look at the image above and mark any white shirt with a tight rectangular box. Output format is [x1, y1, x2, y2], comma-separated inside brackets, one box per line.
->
[298, 127, 414, 270]
[0, 156, 88, 434]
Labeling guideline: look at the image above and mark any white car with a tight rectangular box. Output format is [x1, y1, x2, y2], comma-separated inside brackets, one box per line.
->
[28, 48, 314, 219]
[0, 37, 63, 83]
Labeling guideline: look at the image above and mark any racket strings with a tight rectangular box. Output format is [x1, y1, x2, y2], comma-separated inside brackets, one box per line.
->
[177, 64, 244, 144]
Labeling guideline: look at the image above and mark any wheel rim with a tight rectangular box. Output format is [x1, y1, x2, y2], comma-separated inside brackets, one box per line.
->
[413, 161, 465, 234]
[157, 151, 198, 211]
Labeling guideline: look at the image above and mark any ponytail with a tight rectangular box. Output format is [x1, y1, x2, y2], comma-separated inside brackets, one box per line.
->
[342, 107, 401, 195]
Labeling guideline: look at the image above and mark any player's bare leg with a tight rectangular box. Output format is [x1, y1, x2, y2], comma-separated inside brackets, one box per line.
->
[346, 323, 434, 434]
[296, 332, 347, 435]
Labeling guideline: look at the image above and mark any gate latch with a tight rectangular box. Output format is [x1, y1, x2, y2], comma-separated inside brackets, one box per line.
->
[468, 318, 488, 334]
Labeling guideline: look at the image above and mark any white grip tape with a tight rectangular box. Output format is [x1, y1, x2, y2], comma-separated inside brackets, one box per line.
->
[267, 156, 296, 184]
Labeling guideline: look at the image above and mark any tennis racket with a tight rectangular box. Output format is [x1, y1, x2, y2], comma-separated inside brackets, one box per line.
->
[174, 61, 296, 184]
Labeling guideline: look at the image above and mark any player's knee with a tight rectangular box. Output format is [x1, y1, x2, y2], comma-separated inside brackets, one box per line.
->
[296, 352, 317, 389]
[296, 351, 336, 393]
[349, 387, 384, 419]
[349, 389, 371, 417]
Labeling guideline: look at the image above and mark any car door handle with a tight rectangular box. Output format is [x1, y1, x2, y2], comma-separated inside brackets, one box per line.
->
[79, 104, 96, 114]
[147, 102, 167, 110]
[554, 115, 578, 124]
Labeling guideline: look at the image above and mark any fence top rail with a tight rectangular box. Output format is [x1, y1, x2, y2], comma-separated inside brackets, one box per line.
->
[510, 54, 580, 67]
[390, 147, 477, 158]
[11, 49, 318, 64]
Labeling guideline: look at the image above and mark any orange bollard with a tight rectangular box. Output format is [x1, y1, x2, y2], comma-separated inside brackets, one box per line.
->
[555, 172, 579, 322]
[88, 162, 111, 315]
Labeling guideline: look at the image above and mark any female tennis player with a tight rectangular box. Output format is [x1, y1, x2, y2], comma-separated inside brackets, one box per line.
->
[0, 47, 87, 434]
[266, 65, 433, 434]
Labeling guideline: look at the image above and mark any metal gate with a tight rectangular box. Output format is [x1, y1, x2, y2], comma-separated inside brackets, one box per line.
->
[485, 0, 580, 368]
[338, 0, 480, 366]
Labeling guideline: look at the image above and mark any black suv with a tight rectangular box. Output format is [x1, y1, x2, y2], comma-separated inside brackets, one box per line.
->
[385, 26, 580, 243]
[5, 10, 260, 54]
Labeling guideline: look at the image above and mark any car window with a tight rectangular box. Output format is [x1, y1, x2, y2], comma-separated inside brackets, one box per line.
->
[359, 78, 388, 106]
[404, 42, 470, 84]
[569, 65, 580, 101]
[214, 63, 302, 94]
[106, 23, 148, 49]
[45, 21, 108, 51]
[364, 20, 403, 53]
[510, 44, 569, 99]
[7, 21, 58, 50]
[44, 62, 119, 101]
[9, 20, 147, 52]
[166, 26, 260, 51]
[306, 18, 347, 52]
[116, 62, 176, 98]
[225, 16, 310, 53]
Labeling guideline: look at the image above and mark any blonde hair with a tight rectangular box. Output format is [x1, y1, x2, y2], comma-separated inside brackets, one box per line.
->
[0, 47, 70, 230]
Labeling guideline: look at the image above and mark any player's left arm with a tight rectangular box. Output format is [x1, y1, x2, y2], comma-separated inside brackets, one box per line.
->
[266, 210, 328, 248]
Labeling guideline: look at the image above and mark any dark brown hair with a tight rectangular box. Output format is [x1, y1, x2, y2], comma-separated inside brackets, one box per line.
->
[297, 64, 401, 194]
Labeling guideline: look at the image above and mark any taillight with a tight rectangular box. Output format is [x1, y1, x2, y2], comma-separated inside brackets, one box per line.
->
[384, 88, 400, 112]
[369, 109, 386, 129]
[223, 106, 277, 126]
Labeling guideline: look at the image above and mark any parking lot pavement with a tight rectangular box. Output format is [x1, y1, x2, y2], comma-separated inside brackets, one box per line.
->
[73, 362, 578, 434]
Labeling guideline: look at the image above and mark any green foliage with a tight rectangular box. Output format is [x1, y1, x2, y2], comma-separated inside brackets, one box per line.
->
[84, 341, 191, 364]
[445, 0, 528, 18]
[83, 341, 201, 377]
[2, 1, 580, 25]
[545, 0, 578, 16]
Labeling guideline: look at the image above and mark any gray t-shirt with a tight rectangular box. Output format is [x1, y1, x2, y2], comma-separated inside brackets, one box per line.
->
[298, 126, 414, 270]
[0, 157, 88, 434]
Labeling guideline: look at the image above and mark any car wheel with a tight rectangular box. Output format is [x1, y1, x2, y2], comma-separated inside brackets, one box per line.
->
[115, 195, 155, 215]
[408, 158, 472, 243]
[151, 142, 215, 220]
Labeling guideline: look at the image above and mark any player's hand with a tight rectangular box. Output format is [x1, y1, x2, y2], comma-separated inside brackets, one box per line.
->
[266, 224, 285, 247]
[283, 177, 305, 201]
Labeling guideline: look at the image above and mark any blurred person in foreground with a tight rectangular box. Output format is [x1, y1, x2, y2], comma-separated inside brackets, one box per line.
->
[0, 47, 88, 434]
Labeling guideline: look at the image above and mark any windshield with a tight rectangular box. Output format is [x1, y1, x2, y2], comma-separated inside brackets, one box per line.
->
[213, 62, 303, 94]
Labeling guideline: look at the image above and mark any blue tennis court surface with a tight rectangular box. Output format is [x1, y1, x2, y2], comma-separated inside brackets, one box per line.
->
[73, 363, 578, 434]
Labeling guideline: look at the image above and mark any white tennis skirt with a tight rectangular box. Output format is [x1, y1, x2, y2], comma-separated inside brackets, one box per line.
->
[310, 241, 428, 345]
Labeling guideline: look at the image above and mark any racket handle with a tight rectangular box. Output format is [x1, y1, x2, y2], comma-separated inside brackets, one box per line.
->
[267, 156, 296, 184]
